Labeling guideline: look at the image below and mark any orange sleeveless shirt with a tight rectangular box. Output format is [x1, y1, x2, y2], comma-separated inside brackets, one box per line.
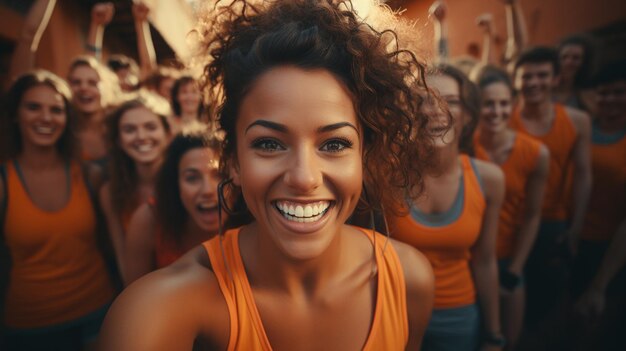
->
[510, 103, 577, 221]
[3, 161, 114, 328]
[390, 155, 485, 308]
[580, 128, 626, 241]
[203, 226, 409, 351]
[474, 133, 542, 259]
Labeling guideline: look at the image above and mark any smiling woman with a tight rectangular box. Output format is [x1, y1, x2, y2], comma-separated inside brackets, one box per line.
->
[0, 70, 115, 350]
[99, 1, 436, 350]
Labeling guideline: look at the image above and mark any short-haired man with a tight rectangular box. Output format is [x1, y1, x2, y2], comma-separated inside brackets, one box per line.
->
[509, 46, 592, 328]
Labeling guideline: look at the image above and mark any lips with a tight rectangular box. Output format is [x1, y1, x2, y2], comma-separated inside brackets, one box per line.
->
[274, 200, 331, 223]
[34, 125, 56, 135]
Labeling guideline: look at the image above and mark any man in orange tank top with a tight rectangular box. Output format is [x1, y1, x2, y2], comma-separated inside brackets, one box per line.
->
[511, 47, 592, 329]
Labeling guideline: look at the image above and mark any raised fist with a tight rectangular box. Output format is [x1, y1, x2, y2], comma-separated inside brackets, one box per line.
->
[132, 2, 150, 22]
[91, 2, 115, 26]
[429, 1, 446, 22]
[476, 13, 494, 33]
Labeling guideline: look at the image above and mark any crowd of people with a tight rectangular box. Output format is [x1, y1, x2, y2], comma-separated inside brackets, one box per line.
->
[0, 0, 624, 350]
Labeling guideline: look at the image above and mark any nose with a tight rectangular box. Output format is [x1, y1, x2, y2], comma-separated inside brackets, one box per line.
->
[136, 127, 147, 140]
[283, 146, 322, 194]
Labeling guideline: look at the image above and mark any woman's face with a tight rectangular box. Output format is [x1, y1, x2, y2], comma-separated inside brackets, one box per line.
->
[18, 85, 67, 150]
[559, 44, 584, 81]
[233, 66, 362, 260]
[179, 147, 221, 233]
[596, 80, 626, 124]
[118, 106, 169, 164]
[425, 74, 464, 148]
[68, 65, 103, 114]
[479, 81, 513, 134]
[177, 82, 201, 116]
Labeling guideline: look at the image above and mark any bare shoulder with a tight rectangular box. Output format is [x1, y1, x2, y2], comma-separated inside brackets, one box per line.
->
[389, 238, 434, 294]
[99, 246, 230, 351]
[564, 105, 591, 133]
[472, 158, 504, 187]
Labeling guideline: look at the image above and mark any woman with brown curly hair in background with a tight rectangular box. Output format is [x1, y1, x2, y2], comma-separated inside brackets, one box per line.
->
[99, 0, 436, 350]
[98, 97, 171, 282]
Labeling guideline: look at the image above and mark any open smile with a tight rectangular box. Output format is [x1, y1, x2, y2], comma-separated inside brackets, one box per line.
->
[274, 200, 332, 223]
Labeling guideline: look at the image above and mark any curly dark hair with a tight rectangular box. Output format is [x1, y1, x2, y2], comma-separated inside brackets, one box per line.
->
[431, 64, 481, 156]
[154, 126, 223, 240]
[0, 70, 77, 163]
[105, 97, 171, 216]
[196, 0, 435, 217]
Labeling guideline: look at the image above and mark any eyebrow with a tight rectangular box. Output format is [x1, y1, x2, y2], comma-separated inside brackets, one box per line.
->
[245, 119, 360, 137]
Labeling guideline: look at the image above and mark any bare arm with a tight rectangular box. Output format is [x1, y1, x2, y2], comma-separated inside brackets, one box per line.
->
[471, 160, 505, 342]
[123, 203, 157, 286]
[476, 13, 496, 65]
[7, 0, 57, 86]
[429, 1, 448, 64]
[99, 182, 126, 282]
[98, 248, 230, 350]
[502, 0, 528, 64]
[507, 144, 549, 275]
[391, 240, 435, 350]
[86, 2, 115, 60]
[132, 2, 157, 80]
[576, 219, 626, 317]
[566, 108, 593, 253]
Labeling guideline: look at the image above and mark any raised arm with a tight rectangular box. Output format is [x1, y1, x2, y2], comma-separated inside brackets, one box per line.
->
[471, 160, 505, 348]
[7, 0, 57, 86]
[123, 202, 158, 286]
[502, 0, 528, 65]
[565, 108, 592, 254]
[86, 2, 115, 60]
[132, 2, 158, 80]
[429, 1, 448, 64]
[506, 145, 549, 278]
[476, 13, 497, 65]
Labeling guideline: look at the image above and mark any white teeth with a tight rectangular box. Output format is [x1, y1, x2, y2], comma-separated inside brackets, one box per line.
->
[35, 126, 54, 134]
[304, 206, 313, 217]
[295, 205, 304, 217]
[275, 201, 331, 223]
[137, 144, 154, 153]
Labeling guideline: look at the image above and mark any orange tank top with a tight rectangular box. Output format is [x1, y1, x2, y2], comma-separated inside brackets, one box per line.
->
[580, 127, 626, 241]
[474, 133, 542, 259]
[203, 226, 409, 351]
[3, 161, 114, 328]
[510, 103, 576, 220]
[390, 155, 485, 308]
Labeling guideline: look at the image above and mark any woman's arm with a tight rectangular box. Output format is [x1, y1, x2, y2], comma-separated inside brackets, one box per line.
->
[7, 0, 57, 86]
[476, 13, 496, 65]
[132, 2, 158, 80]
[391, 240, 435, 351]
[507, 145, 549, 277]
[86, 2, 115, 60]
[502, 0, 528, 65]
[99, 182, 126, 282]
[123, 203, 157, 286]
[471, 160, 505, 348]
[429, 1, 449, 64]
[98, 248, 230, 350]
[576, 219, 626, 318]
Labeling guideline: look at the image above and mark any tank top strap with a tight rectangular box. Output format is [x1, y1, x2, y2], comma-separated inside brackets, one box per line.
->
[460, 155, 485, 206]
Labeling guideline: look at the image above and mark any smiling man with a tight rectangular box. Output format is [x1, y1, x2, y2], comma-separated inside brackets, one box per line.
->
[509, 47, 592, 329]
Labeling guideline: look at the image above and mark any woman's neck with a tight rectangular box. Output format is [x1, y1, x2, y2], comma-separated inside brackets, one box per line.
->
[479, 128, 511, 150]
[179, 111, 198, 125]
[17, 145, 64, 170]
[80, 110, 105, 130]
[135, 158, 162, 185]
